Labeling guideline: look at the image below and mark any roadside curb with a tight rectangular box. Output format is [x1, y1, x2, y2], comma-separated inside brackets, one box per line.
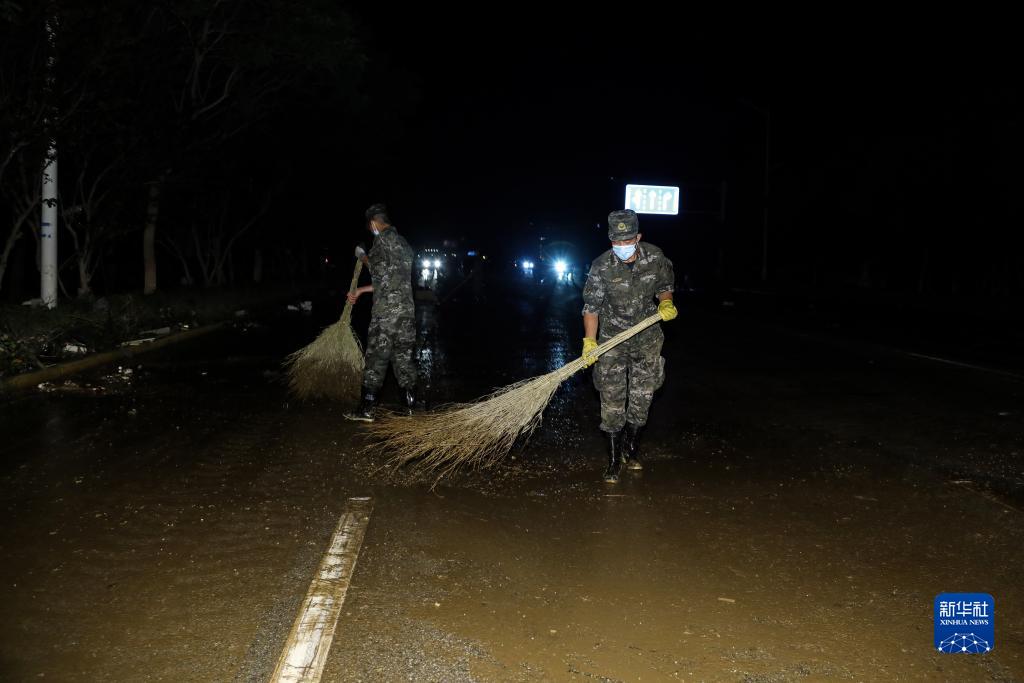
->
[0, 321, 228, 394]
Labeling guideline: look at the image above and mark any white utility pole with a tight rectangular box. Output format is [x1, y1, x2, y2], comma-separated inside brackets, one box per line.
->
[40, 9, 59, 308]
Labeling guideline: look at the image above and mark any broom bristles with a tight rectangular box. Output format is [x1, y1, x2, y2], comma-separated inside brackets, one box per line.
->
[367, 313, 663, 481]
[285, 320, 364, 401]
[284, 259, 365, 402]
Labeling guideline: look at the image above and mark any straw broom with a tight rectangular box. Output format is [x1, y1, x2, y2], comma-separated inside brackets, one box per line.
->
[284, 259, 365, 402]
[366, 312, 664, 481]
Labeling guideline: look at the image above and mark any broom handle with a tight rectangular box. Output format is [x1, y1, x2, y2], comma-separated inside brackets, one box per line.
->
[339, 259, 364, 326]
[558, 312, 663, 377]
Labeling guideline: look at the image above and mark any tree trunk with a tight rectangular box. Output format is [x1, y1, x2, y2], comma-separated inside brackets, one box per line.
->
[77, 250, 92, 298]
[210, 239, 222, 286]
[143, 180, 162, 295]
[159, 236, 194, 286]
[0, 197, 39, 294]
[252, 248, 263, 283]
[0, 226, 23, 295]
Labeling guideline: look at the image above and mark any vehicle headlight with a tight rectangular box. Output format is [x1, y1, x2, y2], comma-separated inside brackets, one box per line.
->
[433, 259, 442, 268]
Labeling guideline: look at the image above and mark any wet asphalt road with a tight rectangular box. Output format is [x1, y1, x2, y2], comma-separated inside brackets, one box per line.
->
[1, 275, 1023, 682]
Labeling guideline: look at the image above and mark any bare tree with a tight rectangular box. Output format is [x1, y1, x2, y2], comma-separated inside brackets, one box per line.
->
[189, 185, 275, 287]
[0, 4, 47, 294]
[0, 150, 42, 295]
[59, 149, 125, 297]
[139, 0, 324, 294]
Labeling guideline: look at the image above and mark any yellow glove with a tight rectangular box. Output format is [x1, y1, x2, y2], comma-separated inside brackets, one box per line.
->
[658, 299, 678, 321]
[581, 337, 599, 367]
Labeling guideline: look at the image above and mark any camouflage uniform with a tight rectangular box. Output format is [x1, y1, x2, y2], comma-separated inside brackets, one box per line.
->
[582, 242, 674, 432]
[363, 226, 417, 392]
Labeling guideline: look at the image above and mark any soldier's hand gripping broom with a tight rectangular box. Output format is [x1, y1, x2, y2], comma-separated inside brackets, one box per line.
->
[365, 312, 666, 481]
[284, 255, 365, 402]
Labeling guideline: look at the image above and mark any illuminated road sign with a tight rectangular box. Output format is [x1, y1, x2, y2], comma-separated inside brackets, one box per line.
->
[625, 184, 679, 215]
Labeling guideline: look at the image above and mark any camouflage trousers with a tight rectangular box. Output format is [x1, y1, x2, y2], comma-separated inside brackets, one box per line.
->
[592, 340, 665, 433]
[362, 314, 417, 392]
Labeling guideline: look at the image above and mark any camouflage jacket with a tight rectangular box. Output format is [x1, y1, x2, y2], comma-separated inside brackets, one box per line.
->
[367, 226, 415, 324]
[582, 242, 674, 345]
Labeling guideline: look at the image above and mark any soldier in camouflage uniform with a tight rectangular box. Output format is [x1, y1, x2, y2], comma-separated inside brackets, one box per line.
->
[344, 203, 417, 422]
[581, 209, 678, 483]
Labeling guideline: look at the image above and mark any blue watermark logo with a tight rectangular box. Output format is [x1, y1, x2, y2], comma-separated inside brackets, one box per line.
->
[935, 593, 994, 653]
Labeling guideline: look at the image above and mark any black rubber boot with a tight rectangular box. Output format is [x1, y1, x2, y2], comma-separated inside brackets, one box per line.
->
[621, 422, 643, 471]
[402, 386, 416, 416]
[344, 387, 378, 422]
[603, 430, 622, 483]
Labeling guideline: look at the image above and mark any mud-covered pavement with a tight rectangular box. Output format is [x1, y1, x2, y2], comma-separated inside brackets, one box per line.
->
[2, 277, 1023, 682]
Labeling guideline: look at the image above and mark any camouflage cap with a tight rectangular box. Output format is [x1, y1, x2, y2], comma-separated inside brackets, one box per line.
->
[365, 203, 388, 222]
[607, 209, 639, 241]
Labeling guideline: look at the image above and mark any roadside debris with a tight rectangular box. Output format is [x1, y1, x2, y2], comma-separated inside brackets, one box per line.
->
[37, 380, 102, 394]
[120, 337, 156, 347]
[100, 366, 135, 386]
[35, 365, 137, 395]
[236, 321, 264, 333]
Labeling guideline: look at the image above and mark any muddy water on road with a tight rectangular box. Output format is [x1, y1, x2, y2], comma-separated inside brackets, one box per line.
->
[1, 282, 1022, 681]
[329, 450, 1023, 681]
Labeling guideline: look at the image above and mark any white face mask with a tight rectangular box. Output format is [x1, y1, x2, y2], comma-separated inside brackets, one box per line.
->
[612, 243, 637, 261]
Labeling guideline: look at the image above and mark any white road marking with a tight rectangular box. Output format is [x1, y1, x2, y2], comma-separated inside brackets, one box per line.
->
[948, 480, 1023, 515]
[745, 315, 1024, 382]
[270, 497, 373, 683]
[902, 352, 1024, 380]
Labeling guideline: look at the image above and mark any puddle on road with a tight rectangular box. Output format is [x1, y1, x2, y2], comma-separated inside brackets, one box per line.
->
[329, 460, 1024, 681]
[2, 282, 1023, 681]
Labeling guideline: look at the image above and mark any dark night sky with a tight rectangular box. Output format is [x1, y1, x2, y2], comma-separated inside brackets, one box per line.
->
[335, 7, 1020, 276]
[2, 4, 1020, 301]
[346, 8, 770, 251]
